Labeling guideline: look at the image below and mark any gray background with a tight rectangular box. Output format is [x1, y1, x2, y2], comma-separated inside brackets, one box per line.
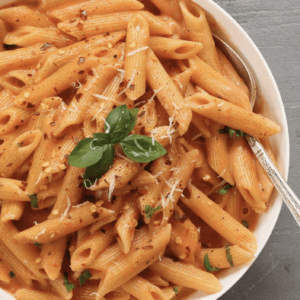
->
[214, 0, 300, 299]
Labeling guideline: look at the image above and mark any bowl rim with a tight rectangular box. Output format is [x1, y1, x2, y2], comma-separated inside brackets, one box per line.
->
[188, 0, 290, 299]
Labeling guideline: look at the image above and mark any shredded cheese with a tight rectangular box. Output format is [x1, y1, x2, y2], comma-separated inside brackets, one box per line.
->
[118, 70, 136, 97]
[60, 196, 71, 221]
[108, 176, 116, 202]
[35, 229, 46, 240]
[127, 46, 149, 57]
[191, 133, 203, 141]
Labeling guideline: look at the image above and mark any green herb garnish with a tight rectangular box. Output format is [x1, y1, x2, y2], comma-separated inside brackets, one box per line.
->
[225, 246, 234, 267]
[173, 287, 179, 294]
[242, 220, 249, 228]
[34, 242, 42, 247]
[63, 272, 76, 293]
[8, 271, 15, 278]
[68, 105, 167, 188]
[78, 270, 92, 286]
[219, 126, 247, 138]
[4, 44, 19, 50]
[28, 193, 38, 208]
[217, 184, 233, 195]
[204, 253, 220, 272]
[145, 205, 162, 218]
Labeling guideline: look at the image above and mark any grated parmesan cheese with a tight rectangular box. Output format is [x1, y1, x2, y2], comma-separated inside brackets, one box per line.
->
[191, 133, 203, 141]
[60, 196, 71, 221]
[35, 229, 46, 240]
[108, 176, 116, 202]
[127, 46, 149, 57]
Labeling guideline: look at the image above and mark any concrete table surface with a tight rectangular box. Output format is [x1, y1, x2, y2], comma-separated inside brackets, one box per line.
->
[212, 1, 300, 299]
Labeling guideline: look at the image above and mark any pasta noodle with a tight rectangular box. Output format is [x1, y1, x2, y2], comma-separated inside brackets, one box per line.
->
[0, 1, 280, 299]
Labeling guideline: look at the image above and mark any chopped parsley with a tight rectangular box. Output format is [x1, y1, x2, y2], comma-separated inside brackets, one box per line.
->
[28, 193, 38, 208]
[173, 287, 179, 294]
[204, 253, 220, 272]
[78, 270, 92, 286]
[145, 205, 162, 218]
[219, 126, 247, 138]
[225, 246, 234, 267]
[63, 272, 76, 293]
[34, 242, 42, 247]
[217, 184, 233, 195]
[242, 220, 249, 228]
[8, 271, 15, 278]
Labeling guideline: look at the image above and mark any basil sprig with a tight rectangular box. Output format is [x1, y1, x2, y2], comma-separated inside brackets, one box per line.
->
[219, 126, 247, 138]
[68, 105, 167, 188]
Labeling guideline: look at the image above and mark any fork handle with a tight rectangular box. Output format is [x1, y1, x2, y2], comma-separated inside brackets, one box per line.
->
[247, 136, 300, 226]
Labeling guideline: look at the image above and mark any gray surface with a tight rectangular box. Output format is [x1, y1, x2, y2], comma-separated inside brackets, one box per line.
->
[213, 0, 300, 299]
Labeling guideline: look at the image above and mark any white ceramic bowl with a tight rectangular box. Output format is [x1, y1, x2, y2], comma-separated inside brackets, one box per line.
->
[0, 1, 289, 300]
[188, 0, 290, 299]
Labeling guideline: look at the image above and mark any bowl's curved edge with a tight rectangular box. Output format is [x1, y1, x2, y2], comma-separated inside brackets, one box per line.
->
[188, 0, 290, 300]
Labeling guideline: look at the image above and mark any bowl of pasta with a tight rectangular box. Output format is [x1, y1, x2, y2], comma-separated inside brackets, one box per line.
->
[0, 0, 289, 300]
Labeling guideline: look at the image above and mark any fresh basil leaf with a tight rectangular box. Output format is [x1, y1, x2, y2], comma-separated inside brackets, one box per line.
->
[105, 105, 137, 145]
[78, 270, 92, 286]
[29, 193, 38, 208]
[218, 126, 247, 138]
[225, 246, 234, 267]
[92, 132, 110, 145]
[129, 108, 139, 118]
[121, 135, 167, 163]
[68, 138, 104, 168]
[9, 271, 15, 278]
[242, 220, 249, 228]
[83, 144, 115, 188]
[63, 272, 76, 293]
[217, 184, 233, 195]
[145, 205, 162, 218]
[204, 254, 221, 272]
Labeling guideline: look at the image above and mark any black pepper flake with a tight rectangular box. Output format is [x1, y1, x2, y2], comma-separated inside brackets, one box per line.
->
[80, 10, 88, 21]
[113, 54, 117, 58]
[92, 212, 100, 219]
[129, 84, 135, 90]
[111, 195, 117, 204]
[100, 229, 106, 233]
[78, 57, 85, 64]
[64, 154, 69, 159]
[26, 103, 35, 109]
[41, 42, 51, 51]
[174, 210, 188, 223]
[137, 111, 146, 118]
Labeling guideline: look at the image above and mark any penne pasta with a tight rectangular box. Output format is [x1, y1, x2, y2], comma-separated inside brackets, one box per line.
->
[187, 92, 281, 138]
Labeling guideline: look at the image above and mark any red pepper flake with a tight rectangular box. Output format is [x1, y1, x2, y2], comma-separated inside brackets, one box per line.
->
[77, 22, 84, 30]
[88, 69, 94, 76]
[78, 57, 85, 64]
[78, 70, 85, 74]
[80, 10, 88, 21]
[40, 42, 51, 51]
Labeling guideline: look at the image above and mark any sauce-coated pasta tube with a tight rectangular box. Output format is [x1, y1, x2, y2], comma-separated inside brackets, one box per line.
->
[14, 202, 115, 244]
[150, 257, 222, 294]
[124, 13, 150, 100]
[146, 49, 192, 135]
[50, 0, 144, 21]
[187, 92, 281, 138]
[181, 184, 258, 254]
